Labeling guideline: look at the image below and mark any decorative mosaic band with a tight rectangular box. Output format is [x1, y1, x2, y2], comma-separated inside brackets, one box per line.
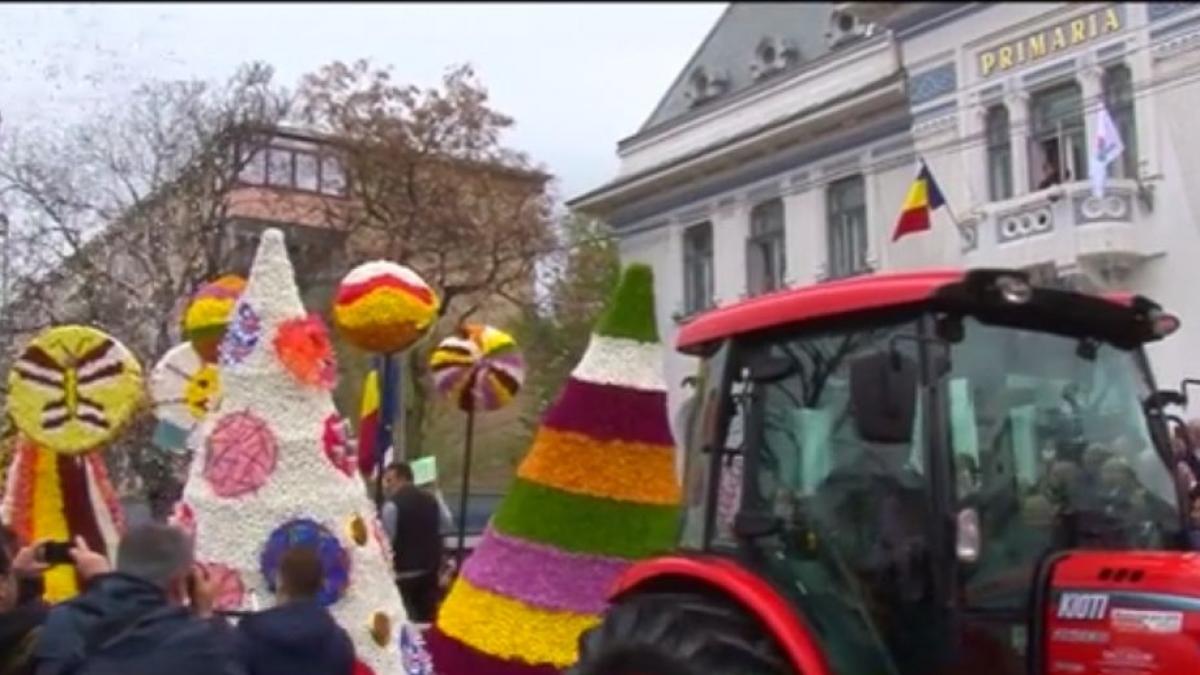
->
[540, 377, 675, 446]
[425, 625, 562, 675]
[460, 527, 629, 615]
[569, 335, 666, 392]
[516, 427, 679, 505]
[492, 479, 680, 560]
[436, 576, 599, 668]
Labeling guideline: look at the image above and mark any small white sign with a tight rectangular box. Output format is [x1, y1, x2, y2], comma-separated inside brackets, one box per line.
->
[1110, 608, 1183, 634]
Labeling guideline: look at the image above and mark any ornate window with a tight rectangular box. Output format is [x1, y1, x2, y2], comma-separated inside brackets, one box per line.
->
[746, 199, 786, 296]
[683, 222, 714, 315]
[1029, 82, 1087, 190]
[826, 176, 868, 279]
[985, 105, 1013, 201]
[1103, 63, 1137, 179]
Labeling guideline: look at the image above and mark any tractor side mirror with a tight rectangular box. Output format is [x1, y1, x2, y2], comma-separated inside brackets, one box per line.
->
[733, 510, 782, 540]
[850, 350, 919, 444]
[747, 355, 796, 384]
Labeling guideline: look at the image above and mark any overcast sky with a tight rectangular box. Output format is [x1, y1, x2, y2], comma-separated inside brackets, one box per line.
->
[0, 2, 725, 202]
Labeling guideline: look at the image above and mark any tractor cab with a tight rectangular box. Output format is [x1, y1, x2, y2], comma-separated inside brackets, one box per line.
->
[658, 269, 1193, 675]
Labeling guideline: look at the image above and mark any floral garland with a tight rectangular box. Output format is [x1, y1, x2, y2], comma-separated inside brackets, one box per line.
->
[1, 439, 36, 542]
[32, 447, 74, 602]
[515, 427, 679, 505]
[86, 453, 126, 535]
[436, 578, 599, 668]
[491, 479, 679, 560]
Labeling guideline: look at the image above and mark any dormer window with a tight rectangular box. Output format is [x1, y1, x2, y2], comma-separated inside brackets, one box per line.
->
[751, 36, 800, 81]
[685, 66, 730, 107]
[827, 10, 875, 49]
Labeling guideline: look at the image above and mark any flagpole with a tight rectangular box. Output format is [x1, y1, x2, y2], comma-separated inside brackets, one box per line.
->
[918, 155, 973, 251]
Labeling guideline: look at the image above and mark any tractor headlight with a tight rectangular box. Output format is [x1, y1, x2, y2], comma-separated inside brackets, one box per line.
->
[994, 274, 1033, 304]
[1150, 310, 1181, 338]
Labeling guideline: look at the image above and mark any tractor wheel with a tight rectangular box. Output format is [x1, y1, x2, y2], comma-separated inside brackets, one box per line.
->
[571, 591, 791, 675]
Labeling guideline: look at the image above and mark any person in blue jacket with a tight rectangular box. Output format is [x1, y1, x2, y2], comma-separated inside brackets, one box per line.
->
[34, 524, 242, 675]
[234, 545, 354, 675]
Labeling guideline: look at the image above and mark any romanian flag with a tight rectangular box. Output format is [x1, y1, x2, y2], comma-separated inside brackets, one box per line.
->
[357, 366, 381, 476]
[892, 162, 947, 242]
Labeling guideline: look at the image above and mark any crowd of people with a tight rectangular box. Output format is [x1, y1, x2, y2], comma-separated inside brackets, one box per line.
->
[0, 460, 448, 675]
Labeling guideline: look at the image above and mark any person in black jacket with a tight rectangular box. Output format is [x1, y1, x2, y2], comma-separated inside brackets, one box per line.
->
[0, 527, 49, 675]
[33, 524, 242, 675]
[234, 545, 354, 675]
[381, 462, 442, 622]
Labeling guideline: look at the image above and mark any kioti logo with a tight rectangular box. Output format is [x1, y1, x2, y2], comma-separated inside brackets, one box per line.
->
[1056, 593, 1110, 621]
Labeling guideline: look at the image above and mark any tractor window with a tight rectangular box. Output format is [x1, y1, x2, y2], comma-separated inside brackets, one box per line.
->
[949, 318, 1181, 615]
[680, 341, 736, 550]
[748, 318, 947, 674]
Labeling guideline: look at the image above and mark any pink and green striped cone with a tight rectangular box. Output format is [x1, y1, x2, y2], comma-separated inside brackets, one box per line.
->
[428, 264, 681, 675]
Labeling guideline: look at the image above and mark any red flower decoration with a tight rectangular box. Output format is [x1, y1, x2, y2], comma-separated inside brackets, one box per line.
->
[274, 314, 337, 390]
[322, 414, 354, 477]
[352, 660, 376, 675]
[170, 502, 196, 538]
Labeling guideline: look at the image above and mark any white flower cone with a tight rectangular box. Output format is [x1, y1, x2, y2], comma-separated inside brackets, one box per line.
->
[179, 229, 409, 674]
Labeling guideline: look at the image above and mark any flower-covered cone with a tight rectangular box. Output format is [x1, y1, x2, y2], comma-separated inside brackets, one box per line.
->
[429, 264, 680, 674]
[178, 229, 411, 675]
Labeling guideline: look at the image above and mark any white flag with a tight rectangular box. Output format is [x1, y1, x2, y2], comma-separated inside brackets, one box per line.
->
[1090, 104, 1125, 198]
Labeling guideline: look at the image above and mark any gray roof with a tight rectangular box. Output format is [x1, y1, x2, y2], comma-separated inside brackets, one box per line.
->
[638, 2, 843, 134]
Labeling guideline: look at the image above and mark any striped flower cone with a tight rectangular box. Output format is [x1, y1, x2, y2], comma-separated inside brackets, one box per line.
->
[428, 264, 680, 675]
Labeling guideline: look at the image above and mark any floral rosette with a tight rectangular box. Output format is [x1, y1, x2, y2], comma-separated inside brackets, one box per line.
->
[333, 261, 439, 354]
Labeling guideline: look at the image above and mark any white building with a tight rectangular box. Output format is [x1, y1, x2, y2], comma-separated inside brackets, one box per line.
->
[570, 2, 1200, 423]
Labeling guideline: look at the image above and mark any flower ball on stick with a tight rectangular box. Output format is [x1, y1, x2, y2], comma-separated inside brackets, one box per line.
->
[183, 275, 246, 363]
[333, 262, 439, 355]
[430, 325, 525, 413]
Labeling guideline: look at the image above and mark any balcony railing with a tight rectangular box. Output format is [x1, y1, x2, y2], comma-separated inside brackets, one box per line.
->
[964, 179, 1160, 274]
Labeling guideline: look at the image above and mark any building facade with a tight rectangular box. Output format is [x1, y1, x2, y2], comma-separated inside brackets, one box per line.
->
[571, 2, 1200, 426]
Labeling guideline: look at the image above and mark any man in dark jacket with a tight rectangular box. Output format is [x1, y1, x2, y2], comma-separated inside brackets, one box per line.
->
[33, 524, 242, 675]
[381, 462, 442, 622]
[0, 529, 49, 675]
[234, 545, 354, 675]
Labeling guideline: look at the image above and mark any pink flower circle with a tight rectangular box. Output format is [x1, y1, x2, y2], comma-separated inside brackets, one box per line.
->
[198, 561, 245, 611]
[322, 414, 354, 477]
[204, 411, 278, 498]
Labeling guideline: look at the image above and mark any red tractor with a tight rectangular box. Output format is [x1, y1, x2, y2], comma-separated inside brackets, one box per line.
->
[572, 269, 1200, 675]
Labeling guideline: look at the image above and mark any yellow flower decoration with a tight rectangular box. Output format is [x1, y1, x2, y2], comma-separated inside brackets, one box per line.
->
[8, 326, 143, 454]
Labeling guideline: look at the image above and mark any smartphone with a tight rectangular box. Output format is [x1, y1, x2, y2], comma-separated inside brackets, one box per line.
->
[37, 541, 74, 566]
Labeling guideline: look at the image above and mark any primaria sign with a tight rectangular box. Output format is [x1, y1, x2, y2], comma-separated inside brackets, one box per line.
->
[977, 6, 1123, 78]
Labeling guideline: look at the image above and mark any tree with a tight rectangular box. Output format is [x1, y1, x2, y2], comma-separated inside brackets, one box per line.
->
[514, 213, 620, 427]
[0, 63, 290, 515]
[298, 60, 555, 458]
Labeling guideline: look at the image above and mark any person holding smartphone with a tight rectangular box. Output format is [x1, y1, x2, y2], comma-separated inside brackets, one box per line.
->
[0, 526, 53, 675]
[33, 524, 244, 675]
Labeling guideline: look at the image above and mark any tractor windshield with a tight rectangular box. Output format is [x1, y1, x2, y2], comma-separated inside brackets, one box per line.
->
[950, 317, 1180, 612]
[742, 312, 1180, 674]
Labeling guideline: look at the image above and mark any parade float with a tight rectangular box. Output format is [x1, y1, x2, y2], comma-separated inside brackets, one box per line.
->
[176, 228, 419, 675]
[427, 264, 681, 675]
[2, 325, 138, 601]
